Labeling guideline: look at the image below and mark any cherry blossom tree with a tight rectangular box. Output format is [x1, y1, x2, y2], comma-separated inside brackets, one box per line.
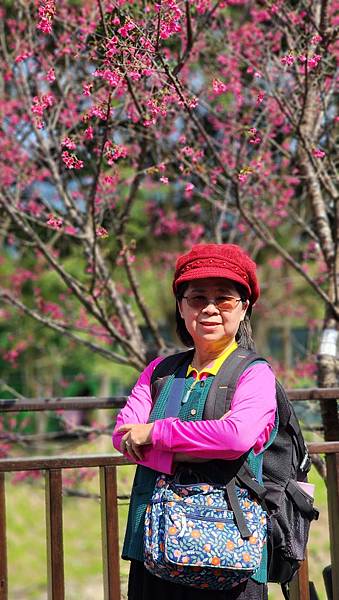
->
[0, 0, 337, 436]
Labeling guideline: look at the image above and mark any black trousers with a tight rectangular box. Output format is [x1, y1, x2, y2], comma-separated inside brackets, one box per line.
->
[128, 560, 268, 600]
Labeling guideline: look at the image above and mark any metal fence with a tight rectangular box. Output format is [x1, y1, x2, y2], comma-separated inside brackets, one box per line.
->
[0, 388, 338, 600]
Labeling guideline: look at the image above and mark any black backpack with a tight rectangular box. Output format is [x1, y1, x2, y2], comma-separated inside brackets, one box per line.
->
[150, 347, 319, 599]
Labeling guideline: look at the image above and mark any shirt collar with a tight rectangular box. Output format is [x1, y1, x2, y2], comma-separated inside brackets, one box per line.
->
[187, 341, 238, 380]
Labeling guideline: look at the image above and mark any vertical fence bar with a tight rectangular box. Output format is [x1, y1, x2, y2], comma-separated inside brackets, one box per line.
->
[289, 555, 310, 600]
[45, 469, 65, 600]
[100, 465, 121, 600]
[0, 473, 8, 600]
[326, 452, 339, 600]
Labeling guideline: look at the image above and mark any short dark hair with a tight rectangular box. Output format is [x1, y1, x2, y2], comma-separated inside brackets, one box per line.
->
[175, 281, 255, 350]
[175, 282, 194, 347]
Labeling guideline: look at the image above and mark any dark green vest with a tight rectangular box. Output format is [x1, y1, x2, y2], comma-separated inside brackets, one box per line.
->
[122, 370, 213, 563]
[122, 360, 278, 585]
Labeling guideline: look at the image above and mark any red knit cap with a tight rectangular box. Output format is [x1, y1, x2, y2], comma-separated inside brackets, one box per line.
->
[173, 243, 260, 304]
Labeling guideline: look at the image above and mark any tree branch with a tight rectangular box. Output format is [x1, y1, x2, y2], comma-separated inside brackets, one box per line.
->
[0, 195, 145, 361]
[87, 91, 112, 295]
[234, 184, 339, 317]
[0, 289, 144, 369]
[119, 238, 166, 352]
[161, 60, 233, 182]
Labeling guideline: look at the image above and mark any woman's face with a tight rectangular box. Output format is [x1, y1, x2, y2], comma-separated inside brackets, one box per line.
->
[178, 277, 249, 351]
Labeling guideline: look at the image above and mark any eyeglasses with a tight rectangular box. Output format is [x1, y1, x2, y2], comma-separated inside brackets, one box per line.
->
[183, 295, 243, 312]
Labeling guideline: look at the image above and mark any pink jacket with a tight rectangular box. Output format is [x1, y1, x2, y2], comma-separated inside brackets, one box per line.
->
[112, 358, 276, 475]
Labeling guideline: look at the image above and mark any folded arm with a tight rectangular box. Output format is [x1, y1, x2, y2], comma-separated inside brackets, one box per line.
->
[113, 360, 276, 474]
[112, 357, 175, 474]
[151, 363, 276, 459]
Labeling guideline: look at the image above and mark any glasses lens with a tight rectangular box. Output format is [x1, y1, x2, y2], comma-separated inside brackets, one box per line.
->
[217, 297, 239, 310]
[186, 295, 207, 309]
[185, 296, 240, 311]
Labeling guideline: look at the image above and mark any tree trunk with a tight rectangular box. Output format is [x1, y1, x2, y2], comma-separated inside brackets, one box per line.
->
[317, 312, 339, 441]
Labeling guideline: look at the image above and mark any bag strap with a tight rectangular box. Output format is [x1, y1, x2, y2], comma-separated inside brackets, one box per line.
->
[225, 480, 252, 538]
[205, 347, 266, 419]
[236, 463, 268, 504]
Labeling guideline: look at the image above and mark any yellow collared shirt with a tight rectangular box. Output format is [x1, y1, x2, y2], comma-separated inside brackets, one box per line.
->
[187, 341, 238, 381]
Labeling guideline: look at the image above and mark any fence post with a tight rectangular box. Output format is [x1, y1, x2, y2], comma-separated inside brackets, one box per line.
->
[0, 474, 7, 600]
[45, 469, 65, 600]
[289, 555, 310, 600]
[326, 453, 339, 600]
[100, 465, 121, 600]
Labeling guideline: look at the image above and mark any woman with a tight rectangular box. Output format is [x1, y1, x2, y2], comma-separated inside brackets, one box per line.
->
[113, 243, 277, 600]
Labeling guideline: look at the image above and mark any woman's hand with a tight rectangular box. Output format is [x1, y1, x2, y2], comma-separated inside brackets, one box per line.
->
[116, 423, 154, 461]
[117, 411, 231, 462]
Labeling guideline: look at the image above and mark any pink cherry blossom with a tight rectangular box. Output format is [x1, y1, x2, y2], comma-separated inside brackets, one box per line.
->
[47, 214, 63, 230]
[118, 21, 136, 38]
[31, 94, 54, 117]
[64, 226, 77, 235]
[281, 53, 295, 66]
[0, 0, 336, 396]
[4, 340, 28, 365]
[312, 148, 325, 158]
[96, 226, 109, 239]
[84, 126, 94, 140]
[212, 79, 228, 95]
[238, 173, 248, 183]
[61, 137, 76, 150]
[268, 257, 283, 269]
[15, 51, 33, 63]
[94, 69, 122, 87]
[37, 1, 56, 35]
[61, 151, 84, 169]
[308, 54, 321, 69]
[46, 68, 56, 82]
[82, 82, 93, 96]
[184, 182, 195, 199]
[104, 142, 128, 165]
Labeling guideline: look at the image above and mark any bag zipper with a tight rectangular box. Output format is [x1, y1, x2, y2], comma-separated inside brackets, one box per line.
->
[167, 509, 235, 524]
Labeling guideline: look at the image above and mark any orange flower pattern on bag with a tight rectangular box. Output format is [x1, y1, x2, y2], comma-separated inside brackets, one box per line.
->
[144, 475, 267, 591]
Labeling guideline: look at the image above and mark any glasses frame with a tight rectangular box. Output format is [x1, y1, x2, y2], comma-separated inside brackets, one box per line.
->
[182, 294, 244, 312]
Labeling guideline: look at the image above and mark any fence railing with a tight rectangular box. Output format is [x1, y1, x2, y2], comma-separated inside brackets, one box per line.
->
[1, 386, 338, 412]
[0, 454, 127, 600]
[0, 388, 338, 600]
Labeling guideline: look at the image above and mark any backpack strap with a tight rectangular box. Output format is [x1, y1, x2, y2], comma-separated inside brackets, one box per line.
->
[153, 347, 269, 419]
[286, 399, 312, 477]
[150, 349, 194, 385]
[164, 360, 191, 418]
[204, 347, 266, 419]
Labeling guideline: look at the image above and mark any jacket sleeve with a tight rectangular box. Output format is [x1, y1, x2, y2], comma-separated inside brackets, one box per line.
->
[112, 357, 174, 474]
[151, 362, 277, 460]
